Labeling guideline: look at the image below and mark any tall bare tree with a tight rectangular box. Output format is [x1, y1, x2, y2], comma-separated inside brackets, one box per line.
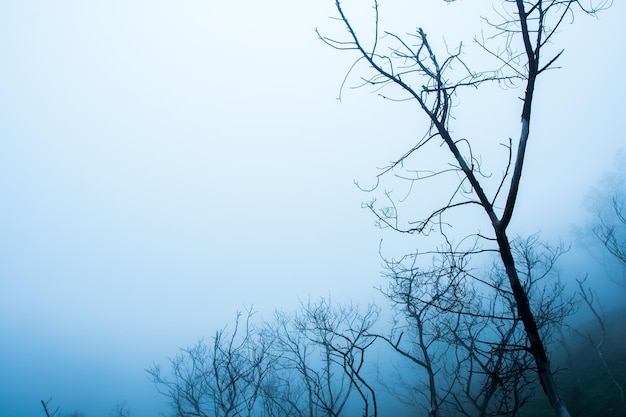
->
[318, 1, 609, 415]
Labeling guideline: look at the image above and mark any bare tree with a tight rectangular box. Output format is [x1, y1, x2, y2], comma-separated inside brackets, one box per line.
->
[261, 310, 328, 417]
[41, 399, 60, 417]
[317, 1, 609, 415]
[40, 399, 131, 417]
[576, 277, 626, 412]
[262, 299, 380, 417]
[582, 155, 626, 292]
[448, 236, 573, 417]
[594, 199, 626, 270]
[378, 248, 466, 417]
[110, 401, 132, 417]
[147, 309, 272, 417]
[379, 236, 572, 416]
[41, 398, 85, 417]
[295, 298, 380, 417]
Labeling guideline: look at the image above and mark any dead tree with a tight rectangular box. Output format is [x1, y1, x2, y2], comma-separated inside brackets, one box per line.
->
[582, 158, 626, 293]
[111, 402, 132, 417]
[41, 399, 59, 417]
[380, 236, 572, 416]
[147, 309, 272, 417]
[295, 299, 380, 417]
[261, 310, 328, 417]
[576, 277, 626, 411]
[448, 236, 573, 417]
[594, 199, 626, 269]
[379, 248, 467, 417]
[40, 399, 130, 417]
[318, 1, 609, 416]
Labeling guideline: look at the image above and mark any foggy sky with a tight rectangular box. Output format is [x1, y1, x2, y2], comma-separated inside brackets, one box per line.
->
[1, 1, 624, 416]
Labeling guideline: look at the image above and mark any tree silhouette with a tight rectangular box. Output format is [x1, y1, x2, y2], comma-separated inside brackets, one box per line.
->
[318, 1, 609, 415]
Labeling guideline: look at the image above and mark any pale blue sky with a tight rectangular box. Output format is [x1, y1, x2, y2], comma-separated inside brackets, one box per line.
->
[0, 1, 624, 416]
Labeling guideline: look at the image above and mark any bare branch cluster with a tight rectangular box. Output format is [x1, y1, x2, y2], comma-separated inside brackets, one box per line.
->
[319, 0, 608, 239]
[379, 236, 572, 416]
[575, 277, 626, 410]
[594, 199, 626, 268]
[295, 299, 380, 417]
[147, 309, 273, 417]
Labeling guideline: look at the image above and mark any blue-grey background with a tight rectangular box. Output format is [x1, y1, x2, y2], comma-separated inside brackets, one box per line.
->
[1, 1, 624, 416]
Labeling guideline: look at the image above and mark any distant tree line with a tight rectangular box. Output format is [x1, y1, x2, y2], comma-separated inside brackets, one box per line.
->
[147, 233, 625, 417]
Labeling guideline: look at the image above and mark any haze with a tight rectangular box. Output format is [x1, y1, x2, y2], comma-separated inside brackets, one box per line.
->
[0, 1, 624, 416]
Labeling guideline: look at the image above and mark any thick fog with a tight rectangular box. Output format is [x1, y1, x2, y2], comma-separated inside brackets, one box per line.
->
[0, 1, 624, 417]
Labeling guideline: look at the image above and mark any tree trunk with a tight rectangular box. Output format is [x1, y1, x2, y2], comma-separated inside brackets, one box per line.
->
[495, 228, 571, 417]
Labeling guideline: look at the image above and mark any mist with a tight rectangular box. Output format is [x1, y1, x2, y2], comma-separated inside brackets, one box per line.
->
[0, 1, 625, 417]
